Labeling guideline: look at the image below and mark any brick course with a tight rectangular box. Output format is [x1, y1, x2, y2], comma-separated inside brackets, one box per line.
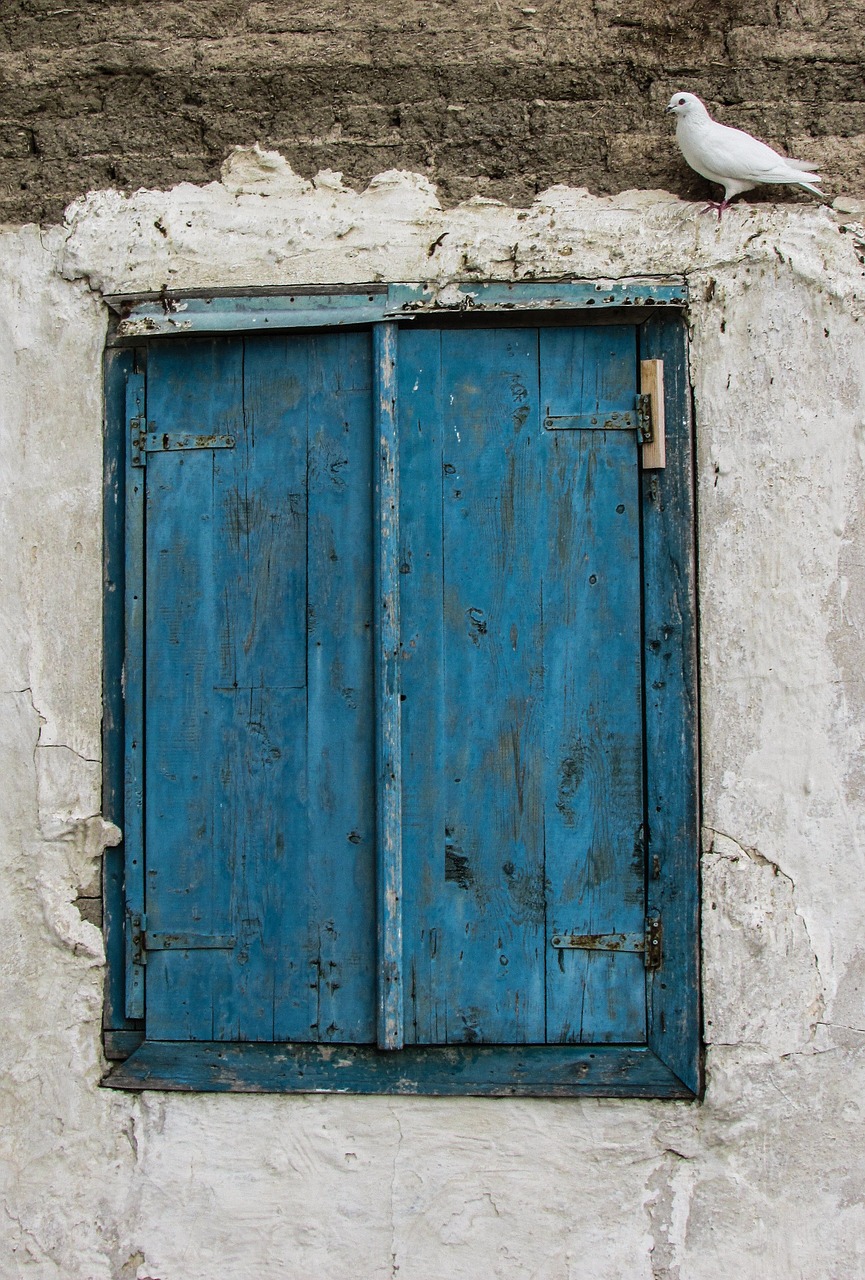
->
[1, 0, 863, 223]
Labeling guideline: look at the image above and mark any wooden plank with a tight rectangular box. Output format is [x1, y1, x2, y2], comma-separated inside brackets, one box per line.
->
[109, 281, 688, 341]
[143, 338, 244, 1040]
[106, 283, 389, 310]
[373, 322, 404, 1050]
[539, 326, 646, 1045]
[115, 292, 390, 339]
[209, 333, 310, 1041]
[143, 332, 378, 1045]
[303, 331, 377, 1044]
[428, 327, 546, 1044]
[104, 1040, 694, 1098]
[103, 346, 136, 1034]
[387, 279, 688, 316]
[123, 362, 146, 1020]
[640, 315, 702, 1097]
[641, 357, 667, 470]
[397, 327, 446, 1046]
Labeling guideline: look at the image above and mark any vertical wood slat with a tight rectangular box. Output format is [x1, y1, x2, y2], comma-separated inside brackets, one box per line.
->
[435, 328, 547, 1044]
[539, 326, 646, 1045]
[374, 322, 404, 1050]
[640, 317, 701, 1096]
[304, 332, 378, 1043]
[124, 363, 146, 1019]
[640, 358, 666, 470]
[103, 347, 136, 1038]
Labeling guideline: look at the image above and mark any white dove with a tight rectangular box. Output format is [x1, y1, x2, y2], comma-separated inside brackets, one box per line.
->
[666, 91, 823, 218]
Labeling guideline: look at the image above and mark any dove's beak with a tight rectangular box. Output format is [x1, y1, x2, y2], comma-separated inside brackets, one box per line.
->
[664, 105, 674, 114]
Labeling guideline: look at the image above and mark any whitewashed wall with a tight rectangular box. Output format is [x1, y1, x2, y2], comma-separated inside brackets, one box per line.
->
[2, 149, 865, 1279]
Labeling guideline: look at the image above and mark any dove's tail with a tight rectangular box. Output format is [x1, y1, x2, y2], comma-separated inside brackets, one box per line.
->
[783, 157, 823, 196]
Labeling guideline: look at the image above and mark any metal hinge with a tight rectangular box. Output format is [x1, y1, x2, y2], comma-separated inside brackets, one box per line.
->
[644, 915, 663, 971]
[130, 417, 236, 467]
[550, 915, 663, 970]
[129, 913, 236, 965]
[542, 359, 665, 471]
[544, 408, 639, 431]
[639, 359, 666, 470]
[636, 394, 653, 444]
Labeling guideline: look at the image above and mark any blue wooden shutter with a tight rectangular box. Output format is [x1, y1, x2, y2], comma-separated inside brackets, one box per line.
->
[114, 305, 698, 1096]
[399, 325, 646, 1046]
[141, 333, 377, 1042]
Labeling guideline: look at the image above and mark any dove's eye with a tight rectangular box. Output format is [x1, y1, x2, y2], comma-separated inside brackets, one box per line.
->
[678, 98, 686, 106]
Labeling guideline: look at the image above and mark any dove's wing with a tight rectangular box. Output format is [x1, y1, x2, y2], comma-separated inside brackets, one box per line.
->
[694, 121, 817, 184]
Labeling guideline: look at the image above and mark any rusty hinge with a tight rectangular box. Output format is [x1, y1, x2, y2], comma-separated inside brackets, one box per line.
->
[550, 916, 663, 970]
[131, 417, 236, 467]
[544, 409, 639, 431]
[551, 930, 645, 953]
[636, 394, 653, 444]
[129, 913, 236, 964]
[644, 915, 663, 971]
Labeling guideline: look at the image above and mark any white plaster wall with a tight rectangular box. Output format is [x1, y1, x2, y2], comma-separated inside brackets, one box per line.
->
[2, 151, 865, 1279]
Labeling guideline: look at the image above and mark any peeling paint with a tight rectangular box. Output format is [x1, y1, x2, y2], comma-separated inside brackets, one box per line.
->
[1, 151, 865, 1277]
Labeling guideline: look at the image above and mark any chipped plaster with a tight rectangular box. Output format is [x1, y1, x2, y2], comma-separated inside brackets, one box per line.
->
[1, 149, 865, 1279]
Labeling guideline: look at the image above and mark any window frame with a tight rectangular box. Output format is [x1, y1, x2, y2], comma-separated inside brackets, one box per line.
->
[101, 279, 701, 1098]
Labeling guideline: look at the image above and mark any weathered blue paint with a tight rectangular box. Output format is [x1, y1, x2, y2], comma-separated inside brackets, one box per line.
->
[106, 302, 699, 1096]
[412, 327, 548, 1043]
[396, 327, 448, 1048]
[110, 289, 390, 339]
[107, 280, 688, 340]
[398, 327, 645, 1047]
[102, 347, 141, 1047]
[105, 1040, 692, 1097]
[141, 333, 377, 1044]
[539, 326, 645, 1045]
[373, 322, 404, 1050]
[389, 279, 688, 315]
[123, 364, 147, 1019]
[303, 331, 377, 1043]
[640, 315, 702, 1097]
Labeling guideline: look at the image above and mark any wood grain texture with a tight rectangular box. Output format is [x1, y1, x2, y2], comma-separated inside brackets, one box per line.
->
[123, 363, 147, 1020]
[640, 357, 666, 471]
[400, 325, 646, 1047]
[104, 1040, 693, 1098]
[103, 347, 136, 1034]
[540, 326, 645, 1045]
[640, 316, 701, 1096]
[304, 331, 377, 1044]
[108, 282, 689, 340]
[373, 322, 404, 1050]
[114, 308, 699, 1094]
[142, 332, 377, 1044]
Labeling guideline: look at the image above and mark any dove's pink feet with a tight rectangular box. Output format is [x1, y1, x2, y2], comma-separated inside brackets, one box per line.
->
[700, 199, 730, 220]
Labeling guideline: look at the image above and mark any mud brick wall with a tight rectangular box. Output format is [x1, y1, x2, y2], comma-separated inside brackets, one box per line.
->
[1, 0, 863, 225]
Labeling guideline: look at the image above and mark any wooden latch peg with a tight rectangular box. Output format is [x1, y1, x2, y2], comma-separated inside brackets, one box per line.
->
[639, 359, 666, 470]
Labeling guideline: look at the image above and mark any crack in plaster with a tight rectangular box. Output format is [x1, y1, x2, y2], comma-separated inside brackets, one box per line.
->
[703, 827, 828, 1053]
[36, 742, 101, 765]
[16, 670, 121, 957]
[705, 826, 795, 888]
[389, 1106, 403, 1278]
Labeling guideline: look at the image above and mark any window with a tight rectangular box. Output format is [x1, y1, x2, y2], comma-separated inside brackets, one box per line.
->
[102, 282, 700, 1097]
